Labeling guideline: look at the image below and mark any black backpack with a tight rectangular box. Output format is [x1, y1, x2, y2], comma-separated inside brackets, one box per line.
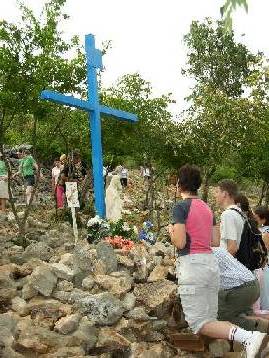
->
[230, 208, 268, 271]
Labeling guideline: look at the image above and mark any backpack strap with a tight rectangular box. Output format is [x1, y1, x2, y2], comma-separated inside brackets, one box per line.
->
[230, 208, 262, 237]
[229, 207, 247, 221]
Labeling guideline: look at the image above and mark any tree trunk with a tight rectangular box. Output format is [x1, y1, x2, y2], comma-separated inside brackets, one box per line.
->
[265, 182, 269, 207]
[201, 171, 210, 203]
[0, 109, 5, 151]
[32, 115, 38, 156]
[258, 181, 267, 206]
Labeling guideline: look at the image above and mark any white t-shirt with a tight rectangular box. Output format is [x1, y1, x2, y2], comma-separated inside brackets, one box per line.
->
[120, 168, 128, 179]
[52, 166, 61, 185]
[143, 168, 150, 177]
[220, 205, 245, 250]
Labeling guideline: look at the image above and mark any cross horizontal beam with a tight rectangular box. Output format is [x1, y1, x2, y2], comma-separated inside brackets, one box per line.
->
[100, 105, 138, 122]
[41, 90, 138, 122]
[41, 90, 92, 111]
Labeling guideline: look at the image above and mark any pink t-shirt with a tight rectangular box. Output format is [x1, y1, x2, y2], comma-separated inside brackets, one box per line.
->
[172, 198, 215, 256]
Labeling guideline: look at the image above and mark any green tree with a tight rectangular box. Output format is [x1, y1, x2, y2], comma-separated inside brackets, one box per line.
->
[1, 0, 86, 152]
[221, 0, 248, 31]
[181, 19, 263, 201]
[101, 73, 177, 168]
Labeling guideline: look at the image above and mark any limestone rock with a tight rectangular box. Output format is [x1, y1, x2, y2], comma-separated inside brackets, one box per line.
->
[73, 244, 96, 285]
[22, 242, 53, 262]
[0, 264, 17, 301]
[29, 265, 57, 297]
[57, 280, 74, 292]
[209, 339, 231, 357]
[25, 298, 68, 321]
[59, 253, 74, 267]
[70, 316, 98, 351]
[52, 290, 71, 303]
[11, 297, 27, 316]
[78, 292, 124, 325]
[130, 342, 177, 357]
[125, 307, 150, 321]
[50, 263, 74, 281]
[148, 265, 169, 282]
[122, 292, 136, 311]
[97, 327, 131, 349]
[133, 279, 177, 317]
[15, 324, 71, 354]
[149, 242, 173, 257]
[21, 281, 37, 300]
[94, 271, 133, 296]
[96, 241, 117, 274]
[82, 276, 95, 290]
[117, 254, 134, 269]
[42, 347, 85, 357]
[54, 313, 81, 335]
[73, 244, 96, 272]
[43, 347, 85, 358]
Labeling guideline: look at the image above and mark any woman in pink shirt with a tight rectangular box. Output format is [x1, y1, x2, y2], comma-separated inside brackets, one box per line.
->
[168, 164, 268, 356]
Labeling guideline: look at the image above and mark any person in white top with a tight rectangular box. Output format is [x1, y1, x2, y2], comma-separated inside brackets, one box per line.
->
[51, 159, 61, 196]
[120, 165, 128, 187]
[213, 247, 269, 333]
[214, 179, 244, 256]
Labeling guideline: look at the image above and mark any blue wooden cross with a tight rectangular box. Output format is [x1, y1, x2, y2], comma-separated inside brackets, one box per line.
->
[40, 34, 137, 218]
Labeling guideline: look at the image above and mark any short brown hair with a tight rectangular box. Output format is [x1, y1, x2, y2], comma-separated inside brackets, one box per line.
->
[178, 164, 202, 195]
[218, 179, 238, 198]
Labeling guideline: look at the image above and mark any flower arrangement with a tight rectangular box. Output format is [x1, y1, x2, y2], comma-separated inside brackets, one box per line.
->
[86, 216, 110, 244]
[86, 216, 137, 245]
[138, 220, 156, 245]
[105, 236, 135, 251]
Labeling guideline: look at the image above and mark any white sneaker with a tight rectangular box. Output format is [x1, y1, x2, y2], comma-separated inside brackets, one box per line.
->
[243, 332, 269, 358]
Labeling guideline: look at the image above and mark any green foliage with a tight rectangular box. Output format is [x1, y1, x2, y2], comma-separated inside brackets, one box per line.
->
[221, 0, 248, 31]
[1, 0, 86, 151]
[211, 165, 238, 183]
[109, 219, 136, 240]
[101, 73, 178, 168]
[183, 19, 255, 97]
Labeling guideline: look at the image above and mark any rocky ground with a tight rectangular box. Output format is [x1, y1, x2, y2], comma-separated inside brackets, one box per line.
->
[0, 171, 247, 357]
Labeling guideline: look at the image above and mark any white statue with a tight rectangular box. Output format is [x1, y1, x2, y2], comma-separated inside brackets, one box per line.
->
[105, 175, 122, 222]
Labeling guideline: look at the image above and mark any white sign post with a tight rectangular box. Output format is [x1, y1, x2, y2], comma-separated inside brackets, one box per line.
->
[65, 182, 80, 244]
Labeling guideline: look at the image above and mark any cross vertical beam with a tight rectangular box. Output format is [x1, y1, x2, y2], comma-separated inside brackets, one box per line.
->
[86, 34, 105, 218]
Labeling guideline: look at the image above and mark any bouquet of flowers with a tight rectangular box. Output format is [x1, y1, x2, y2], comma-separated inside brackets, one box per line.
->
[138, 221, 156, 245]
[86, 216, 110, 244]
[87, 216, 138, 245]
[105, 236, 135, 251]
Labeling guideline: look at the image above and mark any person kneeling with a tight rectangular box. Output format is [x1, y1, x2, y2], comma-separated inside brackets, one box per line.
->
[213, 247, 269, 333]
[168, 164, 269, 358]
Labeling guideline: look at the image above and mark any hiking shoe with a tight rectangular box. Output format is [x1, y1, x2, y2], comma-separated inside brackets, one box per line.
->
[243, 332, 269, 358]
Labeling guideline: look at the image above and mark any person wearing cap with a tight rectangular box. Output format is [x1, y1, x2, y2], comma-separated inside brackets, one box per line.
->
[0, 152, 9, 212]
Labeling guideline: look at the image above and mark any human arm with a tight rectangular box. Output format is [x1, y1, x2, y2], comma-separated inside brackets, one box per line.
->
[168, 202, 188, 250]
[211, 224, 220, 247]
[168, 223, 186, 249]
[226, 240, 238, 256]
[262, 232, 269, 249]
[221, 211, 239, 255]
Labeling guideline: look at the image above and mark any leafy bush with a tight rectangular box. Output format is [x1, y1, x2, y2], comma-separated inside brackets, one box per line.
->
[211, 165, 238, 183]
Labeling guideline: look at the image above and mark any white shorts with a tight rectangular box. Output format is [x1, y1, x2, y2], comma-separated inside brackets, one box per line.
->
[176, 253, 220, 333]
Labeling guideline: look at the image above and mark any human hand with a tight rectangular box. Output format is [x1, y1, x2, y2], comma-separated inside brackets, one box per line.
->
[167, 224, 174, 237]
[262, 232, 269, 249]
